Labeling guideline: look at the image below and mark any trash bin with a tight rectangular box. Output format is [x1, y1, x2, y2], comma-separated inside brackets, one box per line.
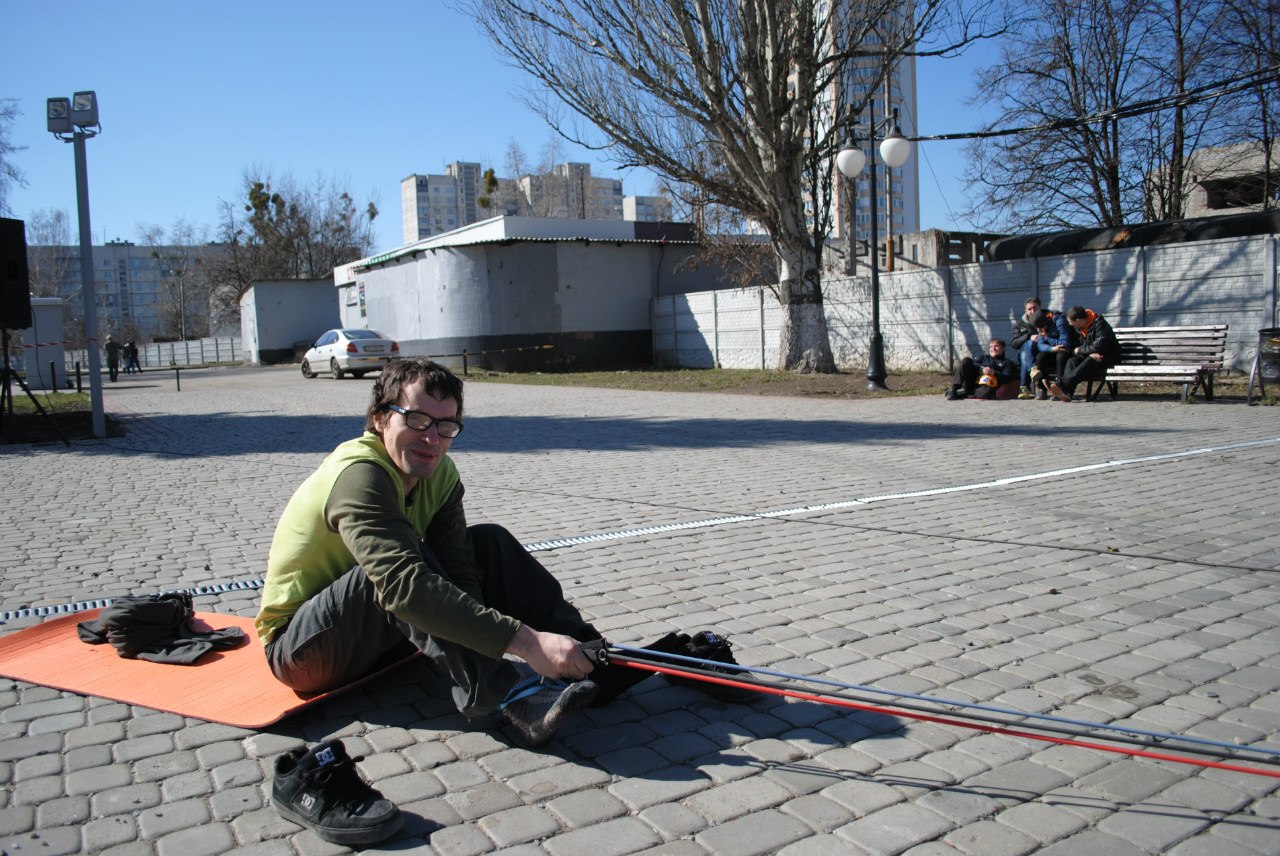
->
[1261, 327, 1280, 382]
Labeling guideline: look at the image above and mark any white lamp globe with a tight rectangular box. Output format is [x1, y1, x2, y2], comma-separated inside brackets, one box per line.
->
[879, 133, 911, 168]
[836, 147, 867, 178]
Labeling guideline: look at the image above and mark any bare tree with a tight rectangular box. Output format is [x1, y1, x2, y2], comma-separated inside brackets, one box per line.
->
[139, 221, 212, 341]
[206, 170, 379, 322]
[24, 208, 73, 298]
[0, 99, 25, 217]
[1219, 0, 1280, 208]
[462, 0, 997, 372]
[964, 0, 1252, 231]
[964, 0, 1161, 230]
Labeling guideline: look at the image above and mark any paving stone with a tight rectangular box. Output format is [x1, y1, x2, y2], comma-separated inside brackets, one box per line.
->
[436, 759, 495, 791]
[210, 784, 263, 821]
[943, 820, 1038, 856]
[0, 826, 83, 856]
[507, 762, 611, 802]
[477, 804, 561, 848]
[1035, 830, 1150, 855]
[228, 806, 301, 846]
[837, 803, 955, 853]
[685, 776, 794, 823]
[545, 789, 629, 828]
[12, 775, 63, 805]
[695, 808, 813, 856]
[0, 805, 34, 836]
[155, 822, 236, 856]
[780, 793, 858, 833]
[13, 753, 61, 781]
[424, 820, 496, 856]
[80, 815, 138, 852]
[445, 781, 524, 821]
[994, 801, 1088, 845]
[609, 766, 713, 810]
[136, 798, 211, 838]
[1096, 806, 1210, 852]
[638, 802, 709, 839]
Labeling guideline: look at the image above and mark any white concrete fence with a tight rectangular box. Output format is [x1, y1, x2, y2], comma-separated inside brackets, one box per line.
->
[64, 336, 243, 376]
[654, 233, 1280, 373]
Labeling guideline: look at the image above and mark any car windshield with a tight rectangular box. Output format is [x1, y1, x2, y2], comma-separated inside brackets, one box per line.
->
[342, 329, 387, 340]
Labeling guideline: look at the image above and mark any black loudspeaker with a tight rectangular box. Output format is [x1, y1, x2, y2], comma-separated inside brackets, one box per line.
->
[0, 218, 33, 330]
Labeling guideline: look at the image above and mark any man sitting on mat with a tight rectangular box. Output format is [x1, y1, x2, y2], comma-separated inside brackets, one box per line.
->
[255, 357, 607, 748]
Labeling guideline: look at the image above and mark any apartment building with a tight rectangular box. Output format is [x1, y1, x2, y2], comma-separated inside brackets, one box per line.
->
[402, 161, 670, 243]
[31, 240, 209, 341]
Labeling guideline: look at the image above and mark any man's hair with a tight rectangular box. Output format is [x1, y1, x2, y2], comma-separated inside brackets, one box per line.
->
[1025, 296, 1042, 308]
[365, 357, 464, 433]
[1031, 311, 1052, 330]
[988, 337, 1006, 347]
[1067, 306, 1088, 321]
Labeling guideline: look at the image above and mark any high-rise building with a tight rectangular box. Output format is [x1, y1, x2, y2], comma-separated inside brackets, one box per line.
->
[829, 16, 921, 256]
[401, 163, 479, 244]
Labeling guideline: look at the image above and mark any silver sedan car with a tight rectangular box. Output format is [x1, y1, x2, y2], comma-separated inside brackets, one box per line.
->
[301, 328, 399, 379]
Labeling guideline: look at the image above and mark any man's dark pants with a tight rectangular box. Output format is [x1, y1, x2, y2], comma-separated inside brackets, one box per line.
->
[264, 523, 594, 718]
[1060, 354, 1108, 396]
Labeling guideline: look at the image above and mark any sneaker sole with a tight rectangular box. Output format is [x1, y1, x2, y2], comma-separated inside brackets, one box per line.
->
[272, 798, 404, 845]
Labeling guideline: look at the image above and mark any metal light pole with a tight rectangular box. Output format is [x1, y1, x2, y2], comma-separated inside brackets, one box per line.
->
[837, 105, 912, 391]
[48, 92, 105, 438]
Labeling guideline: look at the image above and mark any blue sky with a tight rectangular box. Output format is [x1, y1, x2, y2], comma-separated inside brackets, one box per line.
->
[4, 0, 1000, 253]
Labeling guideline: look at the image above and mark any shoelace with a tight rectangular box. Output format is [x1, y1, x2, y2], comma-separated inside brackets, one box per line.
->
[312, 758, 376, 809]
[499, 674, 568, 711]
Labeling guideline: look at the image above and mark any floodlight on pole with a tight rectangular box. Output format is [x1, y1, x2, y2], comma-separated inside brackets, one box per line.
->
[48, 90, 106, 438]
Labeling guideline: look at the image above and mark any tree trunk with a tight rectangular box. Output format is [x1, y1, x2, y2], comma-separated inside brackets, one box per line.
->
[775, 239, 836, 373]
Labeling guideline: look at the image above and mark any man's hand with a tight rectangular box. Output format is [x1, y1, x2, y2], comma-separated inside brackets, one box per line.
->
[1090, 352, 1103, 361]
[505, 625, 595, 681]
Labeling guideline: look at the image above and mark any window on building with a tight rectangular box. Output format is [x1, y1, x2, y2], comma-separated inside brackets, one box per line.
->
[1203, 173, 1275, 209]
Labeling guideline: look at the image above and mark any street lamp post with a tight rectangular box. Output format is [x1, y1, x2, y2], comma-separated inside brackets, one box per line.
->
[47, 92, 105, 438]
[837, 105, 912, 391]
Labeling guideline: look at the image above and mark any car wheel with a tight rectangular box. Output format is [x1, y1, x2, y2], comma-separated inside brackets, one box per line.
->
[330, 358, 345, 379]
[300, 360, 315, 379]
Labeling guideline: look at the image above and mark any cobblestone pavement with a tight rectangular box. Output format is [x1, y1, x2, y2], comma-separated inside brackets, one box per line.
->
[1, 365, 1278, 855]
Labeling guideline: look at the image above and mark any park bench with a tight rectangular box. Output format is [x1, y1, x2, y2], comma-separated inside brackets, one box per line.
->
[1086, 324, 1228, 402]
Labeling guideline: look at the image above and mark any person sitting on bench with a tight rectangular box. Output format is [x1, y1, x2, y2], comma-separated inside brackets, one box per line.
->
[1049, 306, 1122, 402]
[1028, 309, 1078, 400]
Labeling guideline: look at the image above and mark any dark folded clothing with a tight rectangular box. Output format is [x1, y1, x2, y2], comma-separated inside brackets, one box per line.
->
[77, 592, 246, 665]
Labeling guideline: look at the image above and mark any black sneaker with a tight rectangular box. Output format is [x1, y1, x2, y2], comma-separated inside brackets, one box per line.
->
[272, 740, 403, 845]
[665, 631, 756, 703]
[501, 675, 599, 747]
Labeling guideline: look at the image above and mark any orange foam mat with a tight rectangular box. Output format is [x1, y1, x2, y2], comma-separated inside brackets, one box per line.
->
[0, 610, 417, 729]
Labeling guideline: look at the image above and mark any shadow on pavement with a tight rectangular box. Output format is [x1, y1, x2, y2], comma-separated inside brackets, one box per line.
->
[6, 411, 1169, 459]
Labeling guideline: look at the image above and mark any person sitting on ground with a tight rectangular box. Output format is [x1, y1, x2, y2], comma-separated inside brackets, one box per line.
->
[256, 357, 607, 751]
[944, 337, 1021, 400]
[1028, 309, 1078, 400]
[1011, 296, 1043, 399]
[255, 357, 739, 755]
[1048, 306, 1122, 402]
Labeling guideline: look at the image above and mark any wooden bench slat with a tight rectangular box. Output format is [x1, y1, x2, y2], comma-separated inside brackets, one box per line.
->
[1086, 323, 1228, 401]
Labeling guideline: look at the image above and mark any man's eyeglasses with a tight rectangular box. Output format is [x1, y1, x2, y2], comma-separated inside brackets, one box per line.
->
[384, 404, 464, 438]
